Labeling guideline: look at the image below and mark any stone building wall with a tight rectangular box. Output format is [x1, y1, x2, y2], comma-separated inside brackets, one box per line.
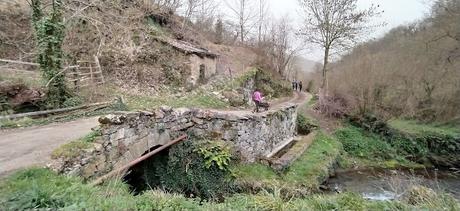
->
[188, 54, 217, 85]
[52, 104, 298, 179]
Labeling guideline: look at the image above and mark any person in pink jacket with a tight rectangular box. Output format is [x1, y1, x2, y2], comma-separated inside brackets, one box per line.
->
[252, 89, 269, 113]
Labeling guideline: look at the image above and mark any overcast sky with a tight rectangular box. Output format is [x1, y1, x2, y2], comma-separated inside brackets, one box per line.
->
[266, 0, 432, 60]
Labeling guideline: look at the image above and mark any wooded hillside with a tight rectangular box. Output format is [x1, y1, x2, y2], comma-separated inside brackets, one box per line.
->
[313, 0, 460, 123]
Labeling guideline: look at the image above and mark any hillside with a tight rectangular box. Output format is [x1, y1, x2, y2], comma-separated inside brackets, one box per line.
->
[1, 0, 258, 89]
[307, 0, 460, 124]
[1, 0, 293, 115]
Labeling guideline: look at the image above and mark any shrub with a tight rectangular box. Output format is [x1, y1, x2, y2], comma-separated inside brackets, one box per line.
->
[62, 96, 83, 108]
[254, 68, 291, 98]
[313, 93, 348, 118]
[141, 140, 235, 201]
[334, 126, 396, 160]
[297, 113, 319, 135]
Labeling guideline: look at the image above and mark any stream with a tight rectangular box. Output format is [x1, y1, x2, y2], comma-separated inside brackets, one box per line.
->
[325, 168, 460, 201]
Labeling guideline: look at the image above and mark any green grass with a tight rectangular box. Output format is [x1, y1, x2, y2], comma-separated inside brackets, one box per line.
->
[284, 133, 342, 189]
[307, 96, 317, 106]
[1, 168, 458, 210]
[334, 126, 423, 169]
[335, 126, 396, 160]
[389, 119, 460, 137]
[232, 163, 281, 186]
[297, 113, 319, 135]
[233, 132, 343, 194]
[51, 129, 101, 159]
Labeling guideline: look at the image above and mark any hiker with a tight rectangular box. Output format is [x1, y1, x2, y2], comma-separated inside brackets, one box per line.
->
[252, 89, 269, 113]
[292, 80, 297, 90]
[299, 81, 303, 92]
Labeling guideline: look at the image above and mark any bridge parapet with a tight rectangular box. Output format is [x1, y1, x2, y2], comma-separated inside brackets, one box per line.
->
[51, 104, 298, 179]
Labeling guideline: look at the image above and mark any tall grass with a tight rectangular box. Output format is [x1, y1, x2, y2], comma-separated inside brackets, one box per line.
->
[1, 165, 458, 210]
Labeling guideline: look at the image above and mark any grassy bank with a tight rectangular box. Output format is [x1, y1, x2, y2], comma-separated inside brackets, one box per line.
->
[233, 132, 342, 196]
[1, 168, 458, 210]
[387, 120, 460, 167]
[334, 126, 424, 169]
[51, 129, 102, 160]
[343, 116, 460, 168]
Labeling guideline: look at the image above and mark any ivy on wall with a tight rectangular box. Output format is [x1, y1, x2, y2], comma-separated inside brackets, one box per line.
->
[31, 0, 70, 108]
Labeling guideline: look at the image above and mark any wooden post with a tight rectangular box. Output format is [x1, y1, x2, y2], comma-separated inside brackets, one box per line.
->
[0, 101, 112, 120]
[89, 62, 94, 84]
[94, 55, 104, 84]
[0, 59, 39, 66]
[91, 135, 188, 186]
[72, 67, 79, 90]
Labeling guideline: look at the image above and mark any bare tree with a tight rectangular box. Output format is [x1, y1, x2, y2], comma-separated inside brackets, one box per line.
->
[271, 16, 301, 78]
[258, 16, 301, 78]
[192, 0, 220, 35]
[257, 0, 269, 44]
[298, 0, 382, 93]
[224, 0, 257, 43]
[194, 0, 219, 21]
[215, 17, 224, 44]
[183, 0, 217, 21]
[151, 0, 183, 12]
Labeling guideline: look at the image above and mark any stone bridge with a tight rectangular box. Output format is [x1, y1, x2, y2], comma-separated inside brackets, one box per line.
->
[52, 100, 301, 179]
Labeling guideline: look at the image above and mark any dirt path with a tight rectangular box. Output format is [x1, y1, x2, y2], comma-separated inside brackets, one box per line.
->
[211, 92, 310, 116]
[0, 117, 99, 177]
[0, 92, 309, 178]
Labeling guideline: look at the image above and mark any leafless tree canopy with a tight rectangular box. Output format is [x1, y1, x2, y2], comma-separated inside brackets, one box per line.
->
[298, 0, 382, 89]
[308, 0, 460, 122]
[224, 0, 257, 43]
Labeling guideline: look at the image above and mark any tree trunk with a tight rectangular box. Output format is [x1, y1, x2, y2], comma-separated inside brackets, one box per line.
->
[321, 46, 330, 90]
[240, 23, 244, 43]
[319, 46, 330, 113]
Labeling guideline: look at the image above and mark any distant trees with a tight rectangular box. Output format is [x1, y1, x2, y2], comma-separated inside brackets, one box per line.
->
[151, 0, 183, 12]
[224, 0, 257, 43]
[318, 0, 460, 122]
[430, 0, 460, 62]
[257, 0, 269, 44]
[215, 17, 224, 44]
[298, 0, 382, 93]
[268, 17, 300, 78]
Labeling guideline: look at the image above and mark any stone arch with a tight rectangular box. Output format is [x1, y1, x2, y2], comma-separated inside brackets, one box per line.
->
[123, 144, 169, 194]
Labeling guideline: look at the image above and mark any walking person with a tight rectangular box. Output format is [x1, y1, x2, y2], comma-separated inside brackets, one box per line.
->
[252, 89, 269, 113]
[292, 80, 296, 90]
[294, 80, 298, 91]
[299, 81, 303, 92]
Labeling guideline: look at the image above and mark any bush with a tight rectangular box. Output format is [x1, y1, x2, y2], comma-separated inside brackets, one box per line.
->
[314, 93, 348, 118]
[254, 68, 291, 98]
[388, 120, 460, 167]
[141, 140, 235, 201]
[62, 96, 83, 108]
[348, 113, 391, 136]
[334, 126, 396, 160]
[297, 113, 319, 135]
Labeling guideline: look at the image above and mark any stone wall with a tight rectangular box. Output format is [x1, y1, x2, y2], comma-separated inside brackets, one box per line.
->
[188, 54, 217, 87]
[52, 104, 298, 179]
